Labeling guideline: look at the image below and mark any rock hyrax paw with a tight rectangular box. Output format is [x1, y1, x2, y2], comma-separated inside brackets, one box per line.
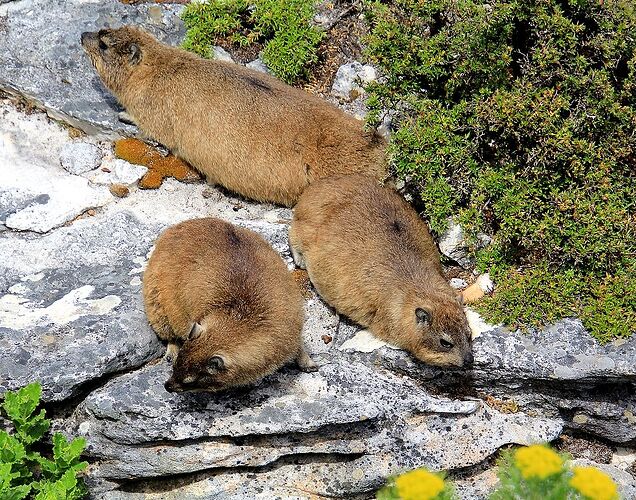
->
[299, 364, 319, 373]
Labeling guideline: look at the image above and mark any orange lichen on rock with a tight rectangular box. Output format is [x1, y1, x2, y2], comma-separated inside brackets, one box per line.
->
[114, 138, 202, 189]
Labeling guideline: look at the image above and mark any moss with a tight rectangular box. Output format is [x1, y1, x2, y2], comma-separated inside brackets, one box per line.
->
[114, 138, 202, 189]
[181, 0, 323, 84]
[365, 0, 636, 340]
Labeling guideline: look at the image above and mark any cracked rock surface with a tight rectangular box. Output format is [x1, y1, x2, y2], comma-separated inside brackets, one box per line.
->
[1, 2, 635, 498]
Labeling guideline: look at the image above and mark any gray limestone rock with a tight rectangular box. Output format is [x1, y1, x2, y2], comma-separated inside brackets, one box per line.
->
[0, 0, 186, 137]
[59, 142, 103, 175]
[450, 277, 468, 289]
[438, 219, 474, 268]
[0, 101, 113, 232]
[246, 58, 271, 75]
[212, 46, 234, 63]
[87, 158, 148, 186]
[0, 211, 164, 401]
[474, 318, 636, 382]
[64, 358, 561, 496]
[331, 61, 377, 101]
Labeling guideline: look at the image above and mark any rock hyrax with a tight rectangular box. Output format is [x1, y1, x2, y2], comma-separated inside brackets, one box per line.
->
[143, 217, 316, 392]
[80, 27, 386, 206]
[289, 174, 473, 368]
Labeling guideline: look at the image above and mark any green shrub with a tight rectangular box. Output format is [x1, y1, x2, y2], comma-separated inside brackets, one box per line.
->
[181, 0, 323, 83]
[0, 383, 88, 500]
[365, 0, 636, 341]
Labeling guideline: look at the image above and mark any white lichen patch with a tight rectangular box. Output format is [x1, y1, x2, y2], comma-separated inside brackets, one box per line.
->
[338, 330, 400, 353]
[21, 272, 45, 282]
[0, 285, 121, 330]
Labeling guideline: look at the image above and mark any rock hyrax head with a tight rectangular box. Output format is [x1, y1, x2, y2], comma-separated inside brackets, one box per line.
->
[163, 319, 246, 393]
[403, 294, 473, 368]
[80, 26, 153, 93]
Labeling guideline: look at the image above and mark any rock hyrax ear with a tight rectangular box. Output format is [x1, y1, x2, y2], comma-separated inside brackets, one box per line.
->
[188, 322, 204, 340]
[415, 307, 431, 325]
[206, 355, 225, 374]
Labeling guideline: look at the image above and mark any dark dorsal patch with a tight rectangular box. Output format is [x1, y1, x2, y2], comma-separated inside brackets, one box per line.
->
[241, 75, 273, 93]
[226, 226, 242, 247]
[391, 220, 402, 233]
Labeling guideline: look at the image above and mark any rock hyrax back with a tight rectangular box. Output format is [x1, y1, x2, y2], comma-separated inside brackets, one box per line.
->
[80, 27, 386, 206]
[289, 175, 473, 368]
[143, 217, 315, 392]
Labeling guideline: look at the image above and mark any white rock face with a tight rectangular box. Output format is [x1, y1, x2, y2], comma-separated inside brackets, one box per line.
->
[59, 141, 103, 175]
[3, 172, 111, 233]
[212, 46, 234, 63]
[338, 329, 399, 353]
[246, 58, 271, 74]
[331, 61, 377, 101]
[438, 219, 473, 268]
[0, 284, 121, 330]
[450, 277, 468, 289]
[87, 158, 148, 186]
[0, 102, 112, 232]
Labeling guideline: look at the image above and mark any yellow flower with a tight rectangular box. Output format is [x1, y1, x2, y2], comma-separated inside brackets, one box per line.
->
[513, 444, 564, 479]
[570, 466, 618, 500]
[394, 469, 445, 500]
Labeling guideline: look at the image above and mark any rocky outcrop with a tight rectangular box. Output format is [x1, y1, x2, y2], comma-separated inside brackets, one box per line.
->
[66, 358, 562, 497]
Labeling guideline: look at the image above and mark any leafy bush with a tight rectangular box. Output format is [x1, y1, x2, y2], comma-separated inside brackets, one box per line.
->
[377, 444, 619, 500]
[181, 0, 323, 83]
[0, 383, 88, 500]
[365, 0, 636, 341]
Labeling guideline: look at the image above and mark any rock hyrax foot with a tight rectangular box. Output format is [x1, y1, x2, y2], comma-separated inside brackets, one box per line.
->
[289, 242, 307, 269]
[296, 350, 318, 372]
[164, 343, 180, 363]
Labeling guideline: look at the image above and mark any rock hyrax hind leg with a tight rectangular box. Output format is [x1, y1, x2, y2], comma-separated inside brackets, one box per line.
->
[288, 228, 307, 269]
[165, 343, 180, 363]
[295, 349, 318, 372]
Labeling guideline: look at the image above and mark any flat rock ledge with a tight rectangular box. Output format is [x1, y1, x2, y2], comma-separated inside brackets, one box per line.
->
[1, 3, 635, 498]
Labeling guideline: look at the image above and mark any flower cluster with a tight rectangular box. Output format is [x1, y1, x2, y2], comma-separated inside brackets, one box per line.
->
[394, 469, 445, 500]
[376, 443, 621, 500]
[513, 444, 564, 479]
[570, 466, 619, 500]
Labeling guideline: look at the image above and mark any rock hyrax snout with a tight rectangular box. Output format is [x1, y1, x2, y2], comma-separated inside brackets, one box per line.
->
[289, 174, 473, 368]
[143, 218, 316, 393]
[80, 27, 386, 206]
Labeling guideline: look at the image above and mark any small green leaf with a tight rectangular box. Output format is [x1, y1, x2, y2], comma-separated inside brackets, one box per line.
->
[0, 485, 31, 500]
[2, 383, 41, 423]
[0, 432, 26, 466]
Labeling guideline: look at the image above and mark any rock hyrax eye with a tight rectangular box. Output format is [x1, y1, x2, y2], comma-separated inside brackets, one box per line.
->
[440, 338, 454, 349]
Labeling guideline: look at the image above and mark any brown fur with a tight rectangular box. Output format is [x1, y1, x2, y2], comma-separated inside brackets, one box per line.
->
[143, 217, 314, 392]
[289, 174, 473, 368]
[80, 27, 386, 206]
